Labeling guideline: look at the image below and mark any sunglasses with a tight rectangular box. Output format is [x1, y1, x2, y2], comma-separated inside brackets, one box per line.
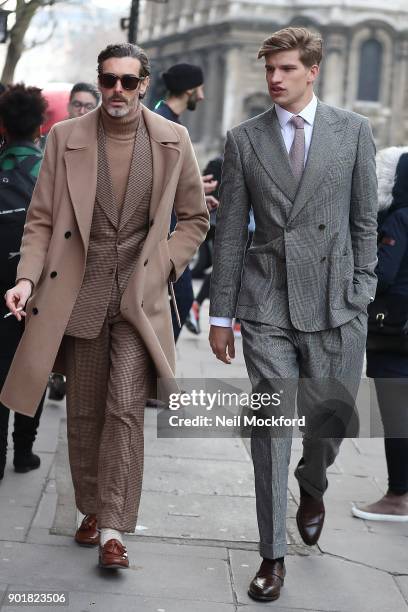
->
[98, 72, 145, 91]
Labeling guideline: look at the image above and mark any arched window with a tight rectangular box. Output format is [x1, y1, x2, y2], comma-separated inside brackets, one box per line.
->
[357, 39, 382, 102]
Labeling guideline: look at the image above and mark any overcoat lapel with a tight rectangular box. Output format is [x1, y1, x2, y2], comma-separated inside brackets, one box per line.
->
[142, 106, 181, 233]
[64, 109, 99, 249]
[287, 102, 349, 223]
[246, 107, 298, 204]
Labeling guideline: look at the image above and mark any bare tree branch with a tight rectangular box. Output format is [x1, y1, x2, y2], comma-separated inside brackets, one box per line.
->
[25, 11, 57, 50]
[1, 0, 70, 83]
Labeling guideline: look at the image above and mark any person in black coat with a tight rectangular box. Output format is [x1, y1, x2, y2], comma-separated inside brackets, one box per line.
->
[0, 85, 48, 480]
[352, 150, 408, 521]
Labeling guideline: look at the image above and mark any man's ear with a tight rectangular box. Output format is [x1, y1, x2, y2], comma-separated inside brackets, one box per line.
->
[308, 64, 320, 84]
[139, 75, 150, 99]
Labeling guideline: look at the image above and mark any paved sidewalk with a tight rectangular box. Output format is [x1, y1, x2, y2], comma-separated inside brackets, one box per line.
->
[0, 300, 406, 611]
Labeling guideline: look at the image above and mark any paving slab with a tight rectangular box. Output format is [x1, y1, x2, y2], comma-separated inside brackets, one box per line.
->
[143, 455, 255, 497]
[230, 549, 408, 611]
[137, 489, 258, 542]
[33, 402, 66, 453]
[144, 429, 250, 462]
[126, 539, 229, 561]
[318, 529, 408, 573]
[0, 542, 233, 604]
[1, 586, 237, 612]
[0, 453, 53, 501]
[396, 577, 408, 602]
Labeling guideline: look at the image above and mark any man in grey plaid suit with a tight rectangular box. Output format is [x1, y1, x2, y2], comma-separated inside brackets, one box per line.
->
[209, 27, 377, 601]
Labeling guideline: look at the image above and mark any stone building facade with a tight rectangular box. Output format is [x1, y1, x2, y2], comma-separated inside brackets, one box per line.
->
[139, 0, 408, 161]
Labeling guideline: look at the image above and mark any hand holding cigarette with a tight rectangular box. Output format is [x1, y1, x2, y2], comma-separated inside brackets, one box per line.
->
[4, 279, 32, 321]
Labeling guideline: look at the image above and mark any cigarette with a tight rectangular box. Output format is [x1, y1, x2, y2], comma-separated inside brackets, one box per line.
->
[3, 307, 23, 319]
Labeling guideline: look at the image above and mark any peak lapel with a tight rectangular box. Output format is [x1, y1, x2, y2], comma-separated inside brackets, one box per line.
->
[142, 106, 181, 225]
[287, 103, 349, 224]
[245, 108, 298, 203]
[64, 110, 99, 248]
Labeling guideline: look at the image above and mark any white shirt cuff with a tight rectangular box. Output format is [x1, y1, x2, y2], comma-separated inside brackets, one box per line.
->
[209, 317, 233, 327]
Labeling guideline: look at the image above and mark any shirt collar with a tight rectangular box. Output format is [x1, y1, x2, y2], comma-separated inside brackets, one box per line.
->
[275, 94, 318, 128]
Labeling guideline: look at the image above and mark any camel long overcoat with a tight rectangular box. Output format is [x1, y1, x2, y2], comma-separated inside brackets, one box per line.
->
[0, 105, 209, 416]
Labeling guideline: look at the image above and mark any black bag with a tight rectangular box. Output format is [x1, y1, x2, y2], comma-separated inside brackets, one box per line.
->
[0, 153, 39, 286]
[367, 294, 408, 354]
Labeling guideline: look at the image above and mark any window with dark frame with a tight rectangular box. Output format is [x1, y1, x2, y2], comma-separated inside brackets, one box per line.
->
[357, 38, 383, 102]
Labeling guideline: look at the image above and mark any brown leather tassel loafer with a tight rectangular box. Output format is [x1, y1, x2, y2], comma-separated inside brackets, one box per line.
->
[248, 559, 285, 602]
[99, 539, 129, 569]
[74, 514, 99, 547]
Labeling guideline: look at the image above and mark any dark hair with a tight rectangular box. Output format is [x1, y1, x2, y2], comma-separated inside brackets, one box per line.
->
[97, 43, 151, 78]
[0, 83, 47, 141]
[258, 27, 323, 67]
[70, 82, 100, 104]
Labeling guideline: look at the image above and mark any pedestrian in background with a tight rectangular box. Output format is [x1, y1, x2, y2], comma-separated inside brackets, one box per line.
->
[0, 84, 47, 480]
[154, 63, 218, 340]
[67, 82, 100, 119]
[352, 147, 408, 522]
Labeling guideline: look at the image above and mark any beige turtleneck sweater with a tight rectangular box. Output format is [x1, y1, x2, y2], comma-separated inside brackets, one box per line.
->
[100, 104, 141, 211]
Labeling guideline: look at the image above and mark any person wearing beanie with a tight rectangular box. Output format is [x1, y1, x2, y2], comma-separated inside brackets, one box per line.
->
[155, 63, 219, 341]
[2, 44, 208, 570]
[157, 63, 205, 121]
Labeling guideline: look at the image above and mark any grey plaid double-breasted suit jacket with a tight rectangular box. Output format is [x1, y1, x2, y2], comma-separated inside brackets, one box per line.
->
[210, 101, 378, 330]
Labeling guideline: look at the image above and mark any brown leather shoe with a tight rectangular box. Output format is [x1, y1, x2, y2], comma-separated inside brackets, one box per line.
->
[99, 539, 129, 569]
[74, 514, 99, 547]
[248, 559, 285, 602]
[296, 490, 325, 545]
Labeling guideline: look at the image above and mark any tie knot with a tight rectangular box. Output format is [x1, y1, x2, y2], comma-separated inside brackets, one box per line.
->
[291, 115, 304, 129]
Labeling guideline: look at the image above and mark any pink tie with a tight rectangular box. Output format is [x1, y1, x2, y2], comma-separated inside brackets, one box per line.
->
[289, 115, 305, 181]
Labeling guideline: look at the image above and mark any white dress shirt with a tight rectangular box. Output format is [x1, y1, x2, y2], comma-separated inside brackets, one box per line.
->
[210, 95, 318, 328]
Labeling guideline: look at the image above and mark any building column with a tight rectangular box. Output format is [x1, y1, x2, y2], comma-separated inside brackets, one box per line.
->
[222, 45, 244, 135]
[390, 38, 408, 146]
[321, 32, 347, 107]
[202, 47, 223, 151]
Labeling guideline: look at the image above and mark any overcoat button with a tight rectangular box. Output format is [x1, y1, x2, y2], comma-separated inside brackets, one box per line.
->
[318, 224, 326, 230]
[50, 271, 57, 278]
[64, 231, 71, 239]
[32, 307, 39, 315]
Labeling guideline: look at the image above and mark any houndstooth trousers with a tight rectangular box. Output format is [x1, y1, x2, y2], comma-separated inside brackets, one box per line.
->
[64, 279, 154, 532]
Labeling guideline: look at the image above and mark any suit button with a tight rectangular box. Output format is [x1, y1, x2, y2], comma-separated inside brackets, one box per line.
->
[318, 224, 326, 230]
[50, 271, 57, 278]
[32, 307, 39, 315]
[64, 231, 71, 239]
[321, 256, 327, 262]
[144, 259, 148, 266]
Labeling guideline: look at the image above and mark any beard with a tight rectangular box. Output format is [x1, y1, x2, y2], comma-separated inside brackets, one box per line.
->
[187, 91, 198, 111]
[105, 94, 138, 117]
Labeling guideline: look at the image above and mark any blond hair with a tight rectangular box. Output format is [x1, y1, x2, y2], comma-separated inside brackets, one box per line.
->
[258, 27, 323, 67]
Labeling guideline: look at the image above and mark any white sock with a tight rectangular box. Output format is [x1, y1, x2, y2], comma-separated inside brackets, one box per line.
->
[100, 528, 124, 546]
